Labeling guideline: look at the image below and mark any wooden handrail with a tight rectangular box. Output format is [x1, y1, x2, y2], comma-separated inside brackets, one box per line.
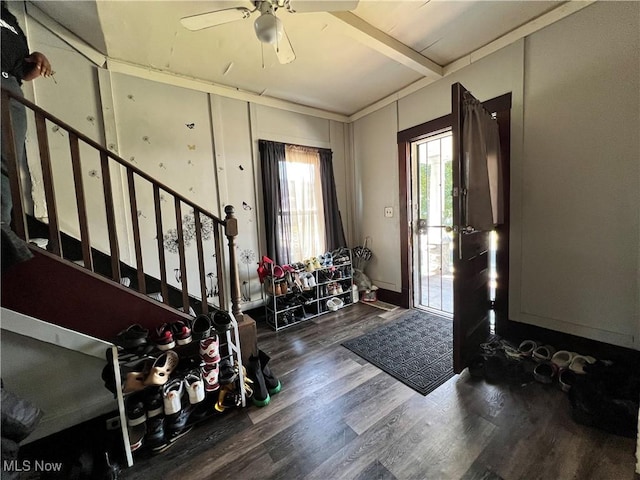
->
[1, 86, 242, 319]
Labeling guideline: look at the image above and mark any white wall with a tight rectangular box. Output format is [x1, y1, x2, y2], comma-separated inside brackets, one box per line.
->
[352, 2, 639, 349]
[515, 1, 639, 348]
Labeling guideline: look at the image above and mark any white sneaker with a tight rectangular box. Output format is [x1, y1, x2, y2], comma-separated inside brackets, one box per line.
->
[184, 372, 205, 404]
[162, 378, 184, 415]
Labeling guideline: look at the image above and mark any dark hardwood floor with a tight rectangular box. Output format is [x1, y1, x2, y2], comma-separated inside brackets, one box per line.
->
[121, 303, 637, 480]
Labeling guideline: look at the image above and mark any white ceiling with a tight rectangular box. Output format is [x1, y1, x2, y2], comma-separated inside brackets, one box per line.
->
[30, 0, 573, 117]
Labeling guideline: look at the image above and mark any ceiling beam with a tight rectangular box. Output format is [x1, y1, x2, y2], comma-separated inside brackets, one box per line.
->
[330, 11, 443, 78]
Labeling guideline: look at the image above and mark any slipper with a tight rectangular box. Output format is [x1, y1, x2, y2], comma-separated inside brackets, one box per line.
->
[559, 369, 577, 392]
[551, 350, 575, 369]
[532, 345, 556, 363]
[121, 358, 153, 393]
[518, 340, 537, 357]
[568, 355, 596, 374]
[145, 351, 179, 386]
[533, 362, 556, 384]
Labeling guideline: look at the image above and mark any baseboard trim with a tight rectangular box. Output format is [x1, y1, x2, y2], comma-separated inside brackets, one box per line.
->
[501, 320, 640, 366]
[376, 289, 408, 309]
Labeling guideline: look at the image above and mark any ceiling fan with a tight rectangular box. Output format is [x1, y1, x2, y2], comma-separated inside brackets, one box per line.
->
[180, 0, 359, 64]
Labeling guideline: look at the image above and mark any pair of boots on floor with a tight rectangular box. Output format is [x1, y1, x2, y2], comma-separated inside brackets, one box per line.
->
[247, 350, 282, 407]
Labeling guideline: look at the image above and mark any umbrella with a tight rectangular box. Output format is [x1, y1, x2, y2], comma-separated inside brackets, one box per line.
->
[352, 238, 373, 272]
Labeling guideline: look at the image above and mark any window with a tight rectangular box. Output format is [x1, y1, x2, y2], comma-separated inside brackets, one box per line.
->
[282, 145, 326, 261]
[260, 139, 346, 266]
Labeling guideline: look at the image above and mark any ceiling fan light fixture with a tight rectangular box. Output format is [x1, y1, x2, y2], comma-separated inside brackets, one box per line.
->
[254, 12, 283, 44]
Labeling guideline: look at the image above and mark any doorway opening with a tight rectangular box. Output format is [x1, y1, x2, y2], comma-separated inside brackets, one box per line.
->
[411, 131, 454, 316]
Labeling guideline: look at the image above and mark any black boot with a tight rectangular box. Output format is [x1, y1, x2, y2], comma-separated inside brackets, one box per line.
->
[258, 349, 282, 395]
[247, 355, 270, 407]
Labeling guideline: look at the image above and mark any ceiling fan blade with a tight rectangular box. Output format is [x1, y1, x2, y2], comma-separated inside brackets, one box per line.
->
[287, 0, 359, 13]
[273, 28, 296, 64]
[180, 7, 252, 31]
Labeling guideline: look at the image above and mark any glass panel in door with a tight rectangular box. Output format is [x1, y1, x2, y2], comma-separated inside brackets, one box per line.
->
[413, 132, 453, 315]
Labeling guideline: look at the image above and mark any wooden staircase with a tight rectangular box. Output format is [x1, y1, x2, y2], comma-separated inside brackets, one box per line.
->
[1, 87, 246, 343]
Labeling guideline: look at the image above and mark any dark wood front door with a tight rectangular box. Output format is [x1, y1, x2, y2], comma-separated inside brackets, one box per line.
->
[451, 82, 495, 374]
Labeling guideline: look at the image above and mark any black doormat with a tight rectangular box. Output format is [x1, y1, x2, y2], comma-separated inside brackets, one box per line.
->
[342, 309, 454, 396]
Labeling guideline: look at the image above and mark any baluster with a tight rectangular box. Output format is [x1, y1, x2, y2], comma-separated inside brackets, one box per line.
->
[100, 151, 121, 280]
[35, 114, 62, 255]
[213, 220, 225, 311]
[127, 169, 145, 293]
[194, 210, 208, 315]
[174, 198, 189, 313]
[69, 133, 93, 270]
[153, 185, 169, 304]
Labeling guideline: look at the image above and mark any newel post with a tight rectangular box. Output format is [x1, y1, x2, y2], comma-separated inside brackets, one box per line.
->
[224, 205, 243, 321]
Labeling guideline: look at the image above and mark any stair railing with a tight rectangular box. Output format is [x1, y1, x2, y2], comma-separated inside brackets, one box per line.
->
[1, 87, 243, 320]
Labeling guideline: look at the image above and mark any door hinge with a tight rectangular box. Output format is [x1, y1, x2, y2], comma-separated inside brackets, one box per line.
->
[489, 300, 496, 310]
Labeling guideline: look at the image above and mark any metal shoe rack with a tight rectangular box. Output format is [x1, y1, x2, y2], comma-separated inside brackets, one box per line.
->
[107, 313, 245, 467]
[263, 251, 355, 331]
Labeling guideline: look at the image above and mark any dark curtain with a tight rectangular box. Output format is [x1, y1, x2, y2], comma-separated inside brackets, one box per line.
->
[259, 140, 291, 265]
[319, 149, 347, 250]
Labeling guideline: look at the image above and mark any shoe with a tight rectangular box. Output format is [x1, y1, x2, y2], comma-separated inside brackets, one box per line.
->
[144, 387, 164, 419]
[184, 372, 205, 404]
[191, 314, 212, 341]
[165, 410, 192, 444]
[151, 324, 175, 351]
[145, 414, 169, 453]
[312, 257, 323, 270]
[214, 384, 242, 413]
[170, 320, 192, 345]
[202, 363, 220, 392]
[218, 357, 238, 385]
[125, 395, 147, 452]
[327, 297, 344, 312]
[114, 324, 149, 350]
[212, 310, 232, 333]
[304, 258, 315, 272]
[199, 335, 220, 364]
[468, 355, 486, 379]
[162, 378, 184, 416]
[247, 354, 270, 407]
[307, 274, 316, 288]
[258, 350, 282, 395]
[144, 351, 179, 386]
